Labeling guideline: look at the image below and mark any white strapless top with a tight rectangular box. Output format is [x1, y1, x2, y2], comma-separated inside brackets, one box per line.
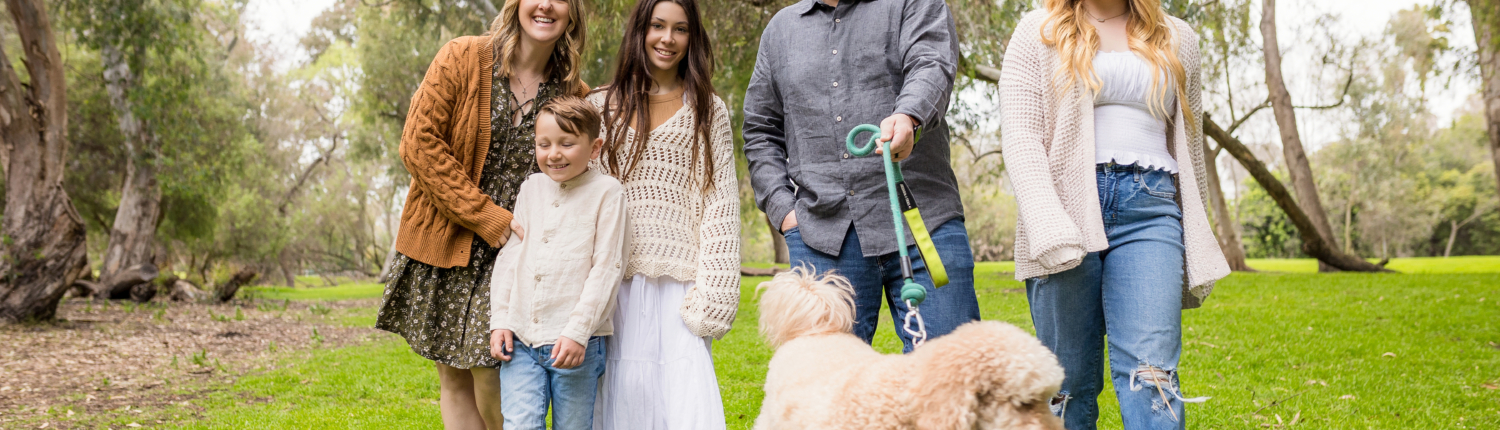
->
[1092, 51, 1178, 173]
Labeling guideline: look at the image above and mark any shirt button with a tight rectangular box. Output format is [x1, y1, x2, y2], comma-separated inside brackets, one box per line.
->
[842, 153, 849, 159]
[553, 202, 560, 207]
[848, 190, 855, 196]
[835, 18, 841, 23]
[542, 238, 549, 243]
[534, 274, 542, 281]
[832, 49, 838, 55]
[836, 115, 842, 122]
[533, 317, 540, 323]
[832, 81, 839, 87]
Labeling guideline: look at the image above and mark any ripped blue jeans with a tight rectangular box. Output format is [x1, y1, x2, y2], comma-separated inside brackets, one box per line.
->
[1026, 164, 1199, 430]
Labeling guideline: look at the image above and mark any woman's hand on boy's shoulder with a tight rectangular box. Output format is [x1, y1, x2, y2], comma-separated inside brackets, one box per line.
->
[490, 329, 514, 361]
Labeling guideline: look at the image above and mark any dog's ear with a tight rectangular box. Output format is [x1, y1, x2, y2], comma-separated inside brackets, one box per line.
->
[755, 266, 856, 349]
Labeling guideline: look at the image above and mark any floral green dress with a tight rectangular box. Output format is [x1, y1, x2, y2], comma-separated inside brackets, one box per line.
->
[375, 60, 566, 369]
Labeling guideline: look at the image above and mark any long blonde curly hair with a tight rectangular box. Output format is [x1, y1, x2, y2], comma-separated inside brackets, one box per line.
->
[489, 0, 588, 96]
[1040, 0, 1192, 128]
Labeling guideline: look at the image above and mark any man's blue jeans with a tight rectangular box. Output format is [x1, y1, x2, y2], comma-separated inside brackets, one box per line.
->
[785, 218, 981, 352]
[499, 336, 607, 430]
[1026, 164, 1193, 430]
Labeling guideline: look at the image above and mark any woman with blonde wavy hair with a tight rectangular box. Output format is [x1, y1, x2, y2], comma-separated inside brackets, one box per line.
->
[374, 0, 588, 428]
[998, 0, 1229, 428]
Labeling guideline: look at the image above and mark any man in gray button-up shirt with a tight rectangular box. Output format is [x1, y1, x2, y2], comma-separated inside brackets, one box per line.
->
[743, 0, 979, 352]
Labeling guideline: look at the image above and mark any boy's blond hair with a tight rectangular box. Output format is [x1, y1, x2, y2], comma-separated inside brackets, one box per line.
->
[539, 96, 601, 140]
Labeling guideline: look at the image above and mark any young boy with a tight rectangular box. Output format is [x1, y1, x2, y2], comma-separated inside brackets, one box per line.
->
[489, 96, 627, 430]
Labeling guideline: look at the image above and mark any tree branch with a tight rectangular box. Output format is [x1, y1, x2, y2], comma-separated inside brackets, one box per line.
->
[1291, 70, 1355, 110]
[1205, 114, 1392, 272]
[278, 135, 339, 216]
[1227, 99, 1271, 135]
[471, 0, 498, 21]
[973, 64, 1002, 83]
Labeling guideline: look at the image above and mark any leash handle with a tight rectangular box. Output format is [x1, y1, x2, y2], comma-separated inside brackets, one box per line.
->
[846, 124, 927, 306]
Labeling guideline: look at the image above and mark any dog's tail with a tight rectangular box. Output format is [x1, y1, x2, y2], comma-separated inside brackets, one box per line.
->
[755, 267, 856, 349]
[910, 321, 1065, 430]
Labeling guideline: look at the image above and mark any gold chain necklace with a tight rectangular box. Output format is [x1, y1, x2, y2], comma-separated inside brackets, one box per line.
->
[1084, 8, 1129, 22]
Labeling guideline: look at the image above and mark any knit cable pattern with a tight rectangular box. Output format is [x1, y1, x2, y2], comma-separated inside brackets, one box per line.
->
[1000, 11, 1230, 308]
[588, 92, 742, 338]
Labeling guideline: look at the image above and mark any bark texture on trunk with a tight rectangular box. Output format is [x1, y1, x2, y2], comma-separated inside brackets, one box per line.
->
[0, 0, 90, 322]
[378, 240, 401, 283]
[1205, 116, 1391, 272]
[1470, 0, 1500, 197]
[98, 44, 164, 288]
[1202, 143, 1252, 271]
[279, 250, 298, 287]
[767, 213, 790, 265]
[1261, 0, 1342, 270]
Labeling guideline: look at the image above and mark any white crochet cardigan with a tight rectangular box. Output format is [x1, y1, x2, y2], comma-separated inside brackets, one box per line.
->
[999, 11, 1230, 308]
[587, 91, 742, 337]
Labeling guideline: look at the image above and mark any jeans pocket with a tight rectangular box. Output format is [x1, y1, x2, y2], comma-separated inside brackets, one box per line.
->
[1143, 173, 1178, 200]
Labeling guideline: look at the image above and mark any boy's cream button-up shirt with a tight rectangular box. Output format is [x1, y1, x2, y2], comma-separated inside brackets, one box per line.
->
[489, 169, 629, 347]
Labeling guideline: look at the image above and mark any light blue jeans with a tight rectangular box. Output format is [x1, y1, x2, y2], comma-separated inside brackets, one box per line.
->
[1026, 164, 1192, 430]
[785, 219, 981, 353]
[499, 336, 607, 430]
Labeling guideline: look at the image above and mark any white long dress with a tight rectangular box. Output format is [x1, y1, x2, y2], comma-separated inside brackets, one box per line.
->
[593, 274, 727, 429]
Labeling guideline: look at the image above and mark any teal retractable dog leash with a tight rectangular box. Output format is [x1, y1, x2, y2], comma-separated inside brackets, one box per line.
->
[845, 124, 948, 347]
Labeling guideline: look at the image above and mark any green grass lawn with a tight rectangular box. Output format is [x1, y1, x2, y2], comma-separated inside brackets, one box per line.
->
[1246, 255, 1500, 273]
[180, 257, 1500, 429]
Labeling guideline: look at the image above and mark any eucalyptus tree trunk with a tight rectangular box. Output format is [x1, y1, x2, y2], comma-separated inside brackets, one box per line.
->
[98, 45, 164, 297]
[1261, 0, 1343, 271]
[0, 0, 91, 322]
[1202, 144, 1251, 271]
[1469, 0, 1500, 197]
[768, 214, 789, 265]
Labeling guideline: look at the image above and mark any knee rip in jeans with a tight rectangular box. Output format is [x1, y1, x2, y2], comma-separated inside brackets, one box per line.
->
[1048, 392, 1070, 419]
[1128, 364, 1210, 422]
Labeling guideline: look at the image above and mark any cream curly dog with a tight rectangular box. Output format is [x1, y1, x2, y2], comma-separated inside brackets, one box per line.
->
[753, 268, 1065, 430]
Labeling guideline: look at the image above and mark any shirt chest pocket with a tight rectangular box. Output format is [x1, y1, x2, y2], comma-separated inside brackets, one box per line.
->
[850, 30, 896, 90]
[542, 208, 597, 263]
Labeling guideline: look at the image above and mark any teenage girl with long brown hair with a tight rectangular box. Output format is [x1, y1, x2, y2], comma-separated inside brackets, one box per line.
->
[586, 0, 738, 427]
[375, 0, 588, 428]
[999, 0, 1230, 428]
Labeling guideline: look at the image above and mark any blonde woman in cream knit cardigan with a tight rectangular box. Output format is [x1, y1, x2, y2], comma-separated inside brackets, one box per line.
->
[586, 0, 737, 428]
[999, 0, 1230, 429]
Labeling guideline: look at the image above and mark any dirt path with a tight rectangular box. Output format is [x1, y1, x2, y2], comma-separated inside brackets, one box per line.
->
[0, 298, 380, 429]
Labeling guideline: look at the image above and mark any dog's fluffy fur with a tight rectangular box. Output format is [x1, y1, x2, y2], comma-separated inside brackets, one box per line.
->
[754, 268, 1066, 430]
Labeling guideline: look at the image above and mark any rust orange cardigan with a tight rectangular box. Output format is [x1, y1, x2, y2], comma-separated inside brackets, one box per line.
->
[396, 35, 588, 268]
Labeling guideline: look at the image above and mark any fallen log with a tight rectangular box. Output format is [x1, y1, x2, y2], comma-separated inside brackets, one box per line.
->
[102, 263, 160, 300]
[217, 268, 257, 303]
[740, 266, 787, 277]
[170, 279, 207, 302]
[68, 280, 102, 298]
[129, 282, 157, 303]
